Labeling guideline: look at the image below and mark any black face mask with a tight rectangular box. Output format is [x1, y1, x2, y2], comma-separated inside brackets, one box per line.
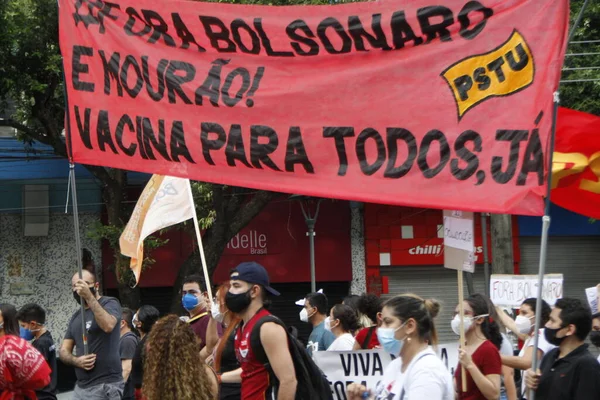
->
[225, 290, 252, 313]
[590, 331, 600, 347]
[544, 325, 567, 346]
[73, 287, 97, 305]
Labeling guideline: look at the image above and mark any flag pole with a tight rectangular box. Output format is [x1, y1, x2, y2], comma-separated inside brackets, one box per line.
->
[69, 164, 89, 355]
[186, 180, 214, 302]
[529, 0, 592, 396]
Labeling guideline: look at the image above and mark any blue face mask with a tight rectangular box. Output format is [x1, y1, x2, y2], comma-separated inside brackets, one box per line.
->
[376, 322, 406, 356]
[182, 293, 200, 311]
[20, 326, 34, 341]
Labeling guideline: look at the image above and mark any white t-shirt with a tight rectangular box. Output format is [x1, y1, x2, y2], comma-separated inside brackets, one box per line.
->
[597, 354, 600, 364]
[327, 333, 356, 351]
[373, 347, 454, 400]
[519, 329, 556, 398]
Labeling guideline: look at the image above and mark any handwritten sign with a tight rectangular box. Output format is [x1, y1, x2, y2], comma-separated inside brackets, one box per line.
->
[313, 350, 394, 400]
[443, 210, 475, 273]
[490, 274, 563, 307]
[444, 215, 474, 252]
[437, 342, 460, 376]
[585, 287, 598, 313]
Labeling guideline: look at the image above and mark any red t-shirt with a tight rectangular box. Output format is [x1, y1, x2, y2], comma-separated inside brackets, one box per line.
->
[355, 326, 380, 349]
[235, 308, 273, 400]
[454, 340, 502, 400]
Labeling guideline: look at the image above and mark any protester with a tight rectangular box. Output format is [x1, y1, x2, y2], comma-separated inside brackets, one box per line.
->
[130, 305, 160, 400]
[300, 291, 335, 355]
[17, 303, 58, 400]
[327, 304, 359, 351]
[353, 293, 383, 350]
[591, 312, 600, 363]
[143, 314, 218, 400]
[454, 293, 502, 400]
[344, 294, 372, 329]
[208, 283, 242, 400]
[227, 261, 297, 399]
[0, 303, 20, 337]
[347, 294, 453, 399]
[119, 307, 139, 400]
[498, 298, 554, 399]
[482, 297, 517, 400]
[0, 334, 52, 400]
[525, 297, 600, 399]
[59, 269, 124, 400]
[181, 274, 222, 355]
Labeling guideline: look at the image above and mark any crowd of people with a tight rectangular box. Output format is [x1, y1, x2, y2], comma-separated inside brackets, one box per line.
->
[1, 261, 600, 400]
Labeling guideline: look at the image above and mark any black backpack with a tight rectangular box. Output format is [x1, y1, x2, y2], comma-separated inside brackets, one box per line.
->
[249, 315, 334, 400]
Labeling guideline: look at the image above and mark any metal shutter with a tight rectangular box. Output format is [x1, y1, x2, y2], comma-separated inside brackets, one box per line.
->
[380, 266, 486, 343]
[519, 237, 600, 303]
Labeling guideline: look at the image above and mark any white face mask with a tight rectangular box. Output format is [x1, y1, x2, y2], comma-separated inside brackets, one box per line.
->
[324, 317, 332, 331]
[300, 308, 309, 323]
[451, 314, 488, 335]
[515, 315, 533, 334]
[211, 300, 226, 324]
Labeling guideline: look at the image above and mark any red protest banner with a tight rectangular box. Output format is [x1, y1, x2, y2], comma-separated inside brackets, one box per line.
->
[59, 0, 569, 215]
[552, 107, 600, 219]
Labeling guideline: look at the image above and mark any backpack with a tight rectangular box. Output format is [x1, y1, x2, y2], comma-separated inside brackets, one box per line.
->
[249, 315, 334, 400]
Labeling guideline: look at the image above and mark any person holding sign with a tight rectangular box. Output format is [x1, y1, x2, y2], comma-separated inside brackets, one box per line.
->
[453, 294, 502, 400]
[497, 298, 554, 399]
[346, 294, 453, 400]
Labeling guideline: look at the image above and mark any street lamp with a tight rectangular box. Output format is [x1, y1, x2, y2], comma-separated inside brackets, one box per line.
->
[289, 195, 323, 293]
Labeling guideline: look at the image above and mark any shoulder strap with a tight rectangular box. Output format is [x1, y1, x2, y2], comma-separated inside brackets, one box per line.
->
[399, 352, 435, 400]
[187, 312, 208, 324]
[249, 315, 284, 365]
[362, 326, 376, 350]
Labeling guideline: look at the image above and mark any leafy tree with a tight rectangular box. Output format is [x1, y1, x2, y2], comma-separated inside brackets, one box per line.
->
[561, 0, 600, 115]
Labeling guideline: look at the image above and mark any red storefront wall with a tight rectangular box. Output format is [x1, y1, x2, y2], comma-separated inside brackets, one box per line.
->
[103, 200, 352, 288]
[364, 205, 520, 292]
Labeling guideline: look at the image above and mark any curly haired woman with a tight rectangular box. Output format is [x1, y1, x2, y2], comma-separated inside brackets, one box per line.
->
[143, 315, 218, 400]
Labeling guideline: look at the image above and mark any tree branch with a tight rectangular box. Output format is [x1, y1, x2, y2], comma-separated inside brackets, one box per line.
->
[226, 191, 279, 238]
[0, 118, 39, 137]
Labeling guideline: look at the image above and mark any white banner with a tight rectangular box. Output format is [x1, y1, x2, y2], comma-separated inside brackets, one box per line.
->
[313, 350, 395, 400]
[490, 274, 563, 308]
[313, 346, 458, 399]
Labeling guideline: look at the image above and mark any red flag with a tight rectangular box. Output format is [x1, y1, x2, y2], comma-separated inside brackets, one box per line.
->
[552, 107, 600, 218]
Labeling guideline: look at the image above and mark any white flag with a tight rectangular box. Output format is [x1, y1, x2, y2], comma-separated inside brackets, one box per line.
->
[120, 175, 194, 284]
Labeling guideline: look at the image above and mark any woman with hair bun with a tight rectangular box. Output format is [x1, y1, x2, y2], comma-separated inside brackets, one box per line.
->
[347, 294, 453, 400]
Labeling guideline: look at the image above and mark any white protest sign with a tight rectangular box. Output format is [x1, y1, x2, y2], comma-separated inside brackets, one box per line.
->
[436, 342, 460, 376]
[443, 215, 474, 252]
[490, 274, 563, 308]
[585, 286, 598, 313]
[313, 350, 394, 400]
[443, 210, 475, 273]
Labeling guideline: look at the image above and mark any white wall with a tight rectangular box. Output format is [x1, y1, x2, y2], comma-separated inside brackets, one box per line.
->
[0, 213, 102, 343]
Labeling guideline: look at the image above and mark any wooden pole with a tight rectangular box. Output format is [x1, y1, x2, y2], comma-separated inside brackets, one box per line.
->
[458, 269, 467, 392]
[186, 180, 213, 302]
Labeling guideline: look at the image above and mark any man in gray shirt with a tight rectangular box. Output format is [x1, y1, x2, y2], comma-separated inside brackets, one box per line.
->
[59, 269, 124, 400]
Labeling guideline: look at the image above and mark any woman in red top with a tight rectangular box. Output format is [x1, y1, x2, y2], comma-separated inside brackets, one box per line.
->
[353, 294, 383, 350]
[453, 294, 502, 400]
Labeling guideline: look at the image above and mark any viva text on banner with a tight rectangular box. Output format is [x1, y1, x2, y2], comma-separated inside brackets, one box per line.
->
[313, 350, 395, 400]
[59, 0, 569, 215]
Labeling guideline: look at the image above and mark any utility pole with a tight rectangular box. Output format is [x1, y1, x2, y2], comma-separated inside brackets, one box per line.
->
[490, 214, 514, 275]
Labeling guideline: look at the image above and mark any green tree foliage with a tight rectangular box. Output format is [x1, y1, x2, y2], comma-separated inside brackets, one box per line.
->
[561, 0, 600, 115]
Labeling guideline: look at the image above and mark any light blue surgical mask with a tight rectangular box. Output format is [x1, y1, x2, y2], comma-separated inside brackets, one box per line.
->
[376, 322, 407, 356]
[182, 293, 200, 311]
[20, 326, 34, 341]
